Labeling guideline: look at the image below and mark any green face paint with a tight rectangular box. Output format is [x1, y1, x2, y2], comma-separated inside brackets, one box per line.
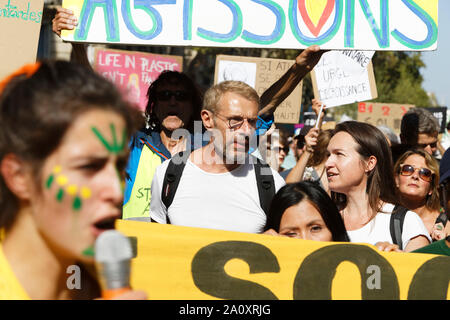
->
[92, 124, 127, 192]
[56, 188, 64, 202]
[45, 174, 54, 189]
[91, 124, 126, 154]
[82, 246, 95, 257]
[73, 197, 82, 211]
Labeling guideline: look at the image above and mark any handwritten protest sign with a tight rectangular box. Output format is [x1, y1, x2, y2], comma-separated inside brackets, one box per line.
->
[303, 111, 335, 128]
[426, 107, 447, 134]
[93, 47, 183, 111]
[0, 0, 44, 80]
[357, 102, 414, 134]
[116, 220, 450, 300]
[311, 50, 377, 108]
[214, 55, 302, 124]
[61, 0, 438, 51]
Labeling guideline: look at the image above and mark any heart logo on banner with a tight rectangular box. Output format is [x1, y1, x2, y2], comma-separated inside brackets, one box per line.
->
[298, 0, 335, 37]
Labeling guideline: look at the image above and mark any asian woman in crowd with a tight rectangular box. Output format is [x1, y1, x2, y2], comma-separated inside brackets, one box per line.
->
[264, 181, 349, 242]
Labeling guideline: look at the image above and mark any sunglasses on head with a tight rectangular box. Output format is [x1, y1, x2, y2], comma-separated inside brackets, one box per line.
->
[156, 90, 190, 102]
[399, 164, 434, 182]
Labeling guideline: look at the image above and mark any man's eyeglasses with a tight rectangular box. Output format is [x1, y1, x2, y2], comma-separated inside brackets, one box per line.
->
[156, 90, 190, 102]
[214, 113, 258, 131]
[399, 164, 434, 182]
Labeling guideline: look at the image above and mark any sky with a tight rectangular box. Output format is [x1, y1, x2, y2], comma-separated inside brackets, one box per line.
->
[421, 1, 450, 107]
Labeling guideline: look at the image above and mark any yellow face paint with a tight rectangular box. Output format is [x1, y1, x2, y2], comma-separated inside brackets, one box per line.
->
[56, 175, 68, 186]
[80, 187, 92, 199]
[66, 185, 78, 196]
[46, 166, 92, 211]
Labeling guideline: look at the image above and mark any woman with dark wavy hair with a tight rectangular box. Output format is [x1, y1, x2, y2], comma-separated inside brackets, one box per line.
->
[123, 71, 204, 220]
[325, 121, 431, 252]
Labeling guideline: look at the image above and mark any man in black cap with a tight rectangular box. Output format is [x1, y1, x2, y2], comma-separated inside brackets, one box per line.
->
[413, 148, 450, 256]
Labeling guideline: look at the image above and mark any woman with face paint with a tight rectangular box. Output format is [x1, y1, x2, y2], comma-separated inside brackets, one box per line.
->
[325, 121, 431, 252]
[0, 61, 146, 299]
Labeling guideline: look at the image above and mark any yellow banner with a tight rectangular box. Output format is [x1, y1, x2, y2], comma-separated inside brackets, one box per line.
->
[117, 220, 450, 300]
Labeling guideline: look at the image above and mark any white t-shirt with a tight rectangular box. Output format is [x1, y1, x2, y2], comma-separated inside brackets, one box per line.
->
[347, 203, 432, 248]
[150, 158, 286, 233]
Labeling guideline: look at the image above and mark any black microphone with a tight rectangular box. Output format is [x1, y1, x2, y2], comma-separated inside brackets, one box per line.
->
[94, 230, 133, 299]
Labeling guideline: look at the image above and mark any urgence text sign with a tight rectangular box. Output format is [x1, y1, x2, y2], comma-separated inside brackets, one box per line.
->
[62, 0, 438, 51]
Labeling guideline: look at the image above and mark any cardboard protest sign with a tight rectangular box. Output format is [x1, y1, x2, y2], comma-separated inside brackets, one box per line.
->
[0, 0, 44, 80]
[357, 102, 414, 134]
[116, 220, 450, 300]
[426, 107, 447, 134]
[93, 47, 183, 111]
[61, 0, 438, 51]
[303, 111, 335, 128]
[311, 50, 378, 108]
[214, 55, 302, 124]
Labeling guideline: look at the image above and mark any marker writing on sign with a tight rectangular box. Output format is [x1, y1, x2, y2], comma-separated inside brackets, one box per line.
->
[0, 0, 42, 23]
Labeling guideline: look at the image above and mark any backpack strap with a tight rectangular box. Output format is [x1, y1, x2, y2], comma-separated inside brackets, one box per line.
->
[435, 211, 449, 226]
[161, 151, 189, 216]
[253, 157, 276, 217]
[390, 205, 408, 250]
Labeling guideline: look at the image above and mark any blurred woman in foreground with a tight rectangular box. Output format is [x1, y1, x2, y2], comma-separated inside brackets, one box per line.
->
[0, 61, 146, 299]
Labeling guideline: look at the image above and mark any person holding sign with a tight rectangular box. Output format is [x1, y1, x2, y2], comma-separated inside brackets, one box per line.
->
[284, 99, 330, 192]
[0, 61, 146, 299]
[325, 121, 431, 252]
[122, 70, 204, 221]
[393, 149, 447, 242]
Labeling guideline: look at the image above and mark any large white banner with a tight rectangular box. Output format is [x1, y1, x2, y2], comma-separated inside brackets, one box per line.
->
[61, 0, 438, 51]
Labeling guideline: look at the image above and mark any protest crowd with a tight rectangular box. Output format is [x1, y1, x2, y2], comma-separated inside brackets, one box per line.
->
[0, 3, 448, 300]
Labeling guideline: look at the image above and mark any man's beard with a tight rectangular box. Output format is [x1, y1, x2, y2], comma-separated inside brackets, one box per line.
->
[215, 137, 250, 165]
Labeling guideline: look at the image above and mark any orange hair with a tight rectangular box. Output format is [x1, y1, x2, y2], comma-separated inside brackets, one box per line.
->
[0, 62, 41, 94]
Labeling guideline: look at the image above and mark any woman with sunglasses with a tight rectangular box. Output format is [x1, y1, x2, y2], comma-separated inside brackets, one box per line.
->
[394, 149, 447, 241]
[264, 126, 291, 173]
[0, 61, 146, 299]
[325, 121, 431, 252]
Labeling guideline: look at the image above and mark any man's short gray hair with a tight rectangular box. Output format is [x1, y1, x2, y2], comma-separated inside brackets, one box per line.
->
[202, 80, 259, 113]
